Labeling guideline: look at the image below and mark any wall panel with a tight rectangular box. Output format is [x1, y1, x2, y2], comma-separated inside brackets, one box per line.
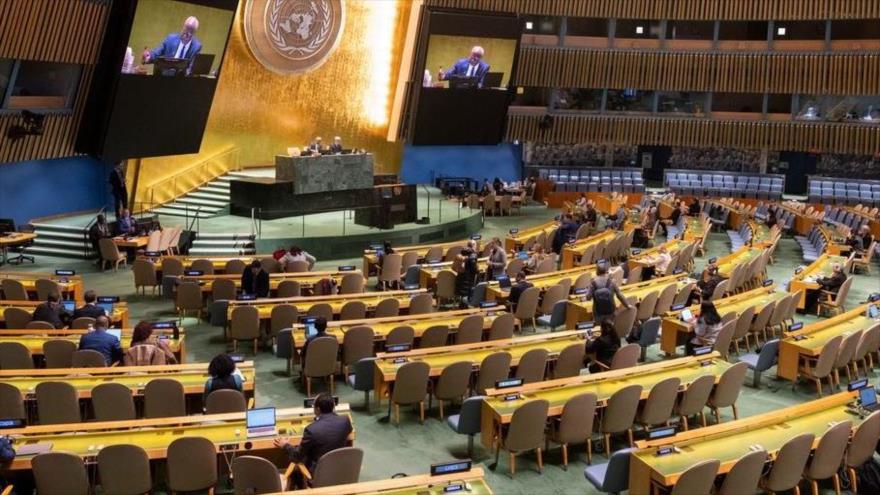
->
[506, 113, 880, 154]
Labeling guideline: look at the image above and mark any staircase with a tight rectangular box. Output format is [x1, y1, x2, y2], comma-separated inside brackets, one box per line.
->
[189, 232, 256, 256]
[28, 222, 92, 259]
[152, 175, 234, 218]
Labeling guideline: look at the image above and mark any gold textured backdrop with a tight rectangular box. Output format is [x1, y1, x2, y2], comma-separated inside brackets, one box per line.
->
[135, 0, 411, 206]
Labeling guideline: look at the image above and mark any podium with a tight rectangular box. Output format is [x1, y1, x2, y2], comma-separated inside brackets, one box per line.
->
[275, 153, 374, 195]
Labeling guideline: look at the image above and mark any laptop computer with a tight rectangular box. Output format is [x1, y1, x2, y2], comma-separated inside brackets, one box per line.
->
[302, 317, 319, 339]
[496, 275, 512, 290]
[98, 302, 114, 315]
[62, 300, 76, 313]
[246, 407, 277, 438]
[190, 53, 215, 76]
[107, 329, 122, 341]
[517, 251, 529, 261]
[482, 72, 503, 88]
[859, 387, 880, 412]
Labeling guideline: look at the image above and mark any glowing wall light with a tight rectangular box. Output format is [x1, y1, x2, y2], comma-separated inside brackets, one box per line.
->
[362, 1, 398, 127]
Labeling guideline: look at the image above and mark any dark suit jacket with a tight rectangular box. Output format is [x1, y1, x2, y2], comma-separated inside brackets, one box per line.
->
[109, 167, 126, 195]
[241, 269, 270, 297]
[78, 329, 123, 365]
[283, 413, 352, 471]
[32, 302, 70, 329]
[508, 281, 533, 306]
[329, 144, 343, 154]
[73, 303, 106, 320]
[819, 272, 847, 293]
[149, 32, 202, 73]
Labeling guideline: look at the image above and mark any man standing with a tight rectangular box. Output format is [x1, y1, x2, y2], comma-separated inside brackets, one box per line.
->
[109, 162, 127, 219]
[241, 260, 270, 298]
[439, 46, 490, 88]
[307, 137, 323, 155]
[78, 315, 123, 365]
[142, 16, 202, 75]
[274, 393, 352, 482]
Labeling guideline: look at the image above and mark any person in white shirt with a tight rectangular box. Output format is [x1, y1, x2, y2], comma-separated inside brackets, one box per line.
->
[643, 245, 672, 279]
[280, 245, 316, 272]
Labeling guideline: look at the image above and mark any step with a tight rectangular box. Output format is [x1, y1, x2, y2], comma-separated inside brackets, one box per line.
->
[160, 202, 222, 214]
[32, 237, 91, 249]
[192, 239, 255, 247]
[196, 186, 230, 197]
[30, 222, 89, 234]
[207, 179, 231, 187]
[175, 196, 228, 208]
[153, 207, 216, 218]
[31, 229, 86, 241]
[188, 190, 229, 200]
[196, 232, 254, 240]
[24, 246, 92, 259]
[189, 247, 257, 255]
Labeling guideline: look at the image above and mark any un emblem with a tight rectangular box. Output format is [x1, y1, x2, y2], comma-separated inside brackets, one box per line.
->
[244, 0, 345, 75]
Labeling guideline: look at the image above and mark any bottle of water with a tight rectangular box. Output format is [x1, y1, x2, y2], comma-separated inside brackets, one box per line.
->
[423, 69, 432, 87]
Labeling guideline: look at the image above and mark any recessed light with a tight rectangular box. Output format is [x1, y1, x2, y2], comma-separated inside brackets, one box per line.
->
[777, 27, 787, 36]
[525, 21, 533, 30]
[635, 26, 645, 34]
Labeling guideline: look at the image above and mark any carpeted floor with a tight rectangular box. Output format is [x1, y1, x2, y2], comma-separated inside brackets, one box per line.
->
[4, 204, 879, 494]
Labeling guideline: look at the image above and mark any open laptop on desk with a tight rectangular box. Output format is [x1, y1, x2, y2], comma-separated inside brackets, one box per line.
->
[190, 53, 214, 76]
[246, 407, 277, 438]
[859, 387, 880, 413]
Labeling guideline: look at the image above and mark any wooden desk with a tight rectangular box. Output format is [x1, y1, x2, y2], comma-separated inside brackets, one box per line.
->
[789, 253, 850, 309]
[480, 353, 730, 448]
[112, 235, 149, 249]
[715, 246, 763, 278]
[0, 327, 186, 364]
[0, 361, 255, 401]
[628, 392, 861, 495]
[0, 271, 85, 302]
[745, 220, 773, 247]
[0, 300, 130, 328]
[362, 239, 475, 276]
[0, 232, 37, 265]
[560, 230, 617, 269]
[660, 286, 786, 356]
[4, 405, 352, 471]
[181, 270, 363, 297]
[152, 255, 263, 273]
[372, 330, 588, 406]
[294, 468, 490, 495]
[682, 216, 711, 244]
[418, 259, 489, 289]
[565, 274, 695, 329]
[627, 239, 691, 271]
[594, 195, 625, 216]
[289, 307, 511, 350]
[777, 304, 878, 381]
[775, 202, 817, 236]
[505, 220, 556, 251]
[818, 225, 849, 256]
[486, 264, 598, 302]
[705, 200, 748, 230]
[226, 290, 430, 322]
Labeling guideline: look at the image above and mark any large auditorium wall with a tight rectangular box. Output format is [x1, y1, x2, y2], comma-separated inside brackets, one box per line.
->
[0, 156, 113, 225]
[133, 1, 411, 206]
[400, 143, 523, 185]
[0, 0, 109, 164]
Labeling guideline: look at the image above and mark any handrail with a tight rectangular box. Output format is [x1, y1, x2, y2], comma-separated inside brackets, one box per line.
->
[137, 147, 241, 213]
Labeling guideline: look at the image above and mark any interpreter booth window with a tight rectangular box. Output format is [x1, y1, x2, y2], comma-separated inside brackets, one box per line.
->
[606, 89, 654, 113]
[657, 92, 707, 116]
[711, 93, 764, 119]
[666, 21, 715, 50]
[554, 88, 603, 112]
[4, 61, 81, 111]
[848, 96, 880, 123]
[718, 21, 769, 50]
[773, 21, 826, 51]
[767, 94, 792, 120]
[509, 87, 553, 108]
[614, 20, 662, 49]
[521, 15, 560, 46]
[565, 17, 608, 48]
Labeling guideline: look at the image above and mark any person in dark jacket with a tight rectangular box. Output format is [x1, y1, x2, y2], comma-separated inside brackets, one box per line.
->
[274, 393, 353, 479]
[72, 290, 106, 320]
[454, 246, 479, 305]
[806, 262, 848, 311]
[507, 271, 533, 308]
[691, 265, 721, 304]
[88, 214, 112, 262]
[585, 263, 632, 323]
[241, 260, 270, 297]
[78, 315, 123, 365]
[109, 162, 127, 218]
[585, 320, 621, 373]
[32, 291, 71, 329]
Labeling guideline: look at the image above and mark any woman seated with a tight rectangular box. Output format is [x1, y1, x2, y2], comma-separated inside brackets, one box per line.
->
[686, 301, 723, 355]
[280, 245, 317, 271]
[204, 353, 245, 400]
[525, 245, 548, 273]
[123, 321, 177, 366]
[585, 320, 621, 373]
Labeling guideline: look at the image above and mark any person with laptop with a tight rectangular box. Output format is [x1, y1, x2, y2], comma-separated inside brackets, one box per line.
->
[241, 260, 270, 298]
[78, 315, 123, 365]
[142, 16, 202, 75]
[507, 271, 533, 309]
[274, 393, 353, 481]
[686, 301, 723, 355]
[204, 353, 244, 400]
[300, 317, 328, 363]
[72, 290, 106, 320]
[32, 291, 71, 329]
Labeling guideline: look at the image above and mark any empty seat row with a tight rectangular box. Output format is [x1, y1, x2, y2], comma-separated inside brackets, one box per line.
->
[822, 206, 870, 232]
[665, 170, 784, 200]
[537, 168, 646, 194]
[808, 177, 880, 206]
[794, 226, 828, 263]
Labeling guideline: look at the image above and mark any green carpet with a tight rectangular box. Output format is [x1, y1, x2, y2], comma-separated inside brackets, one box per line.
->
[5, 207, 879, 494]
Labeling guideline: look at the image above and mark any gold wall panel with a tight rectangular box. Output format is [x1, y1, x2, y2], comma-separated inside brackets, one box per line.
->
[424, 0, 880, 20]
[516, 47, 880, 95]
[506, 113, 880, 155]
[135, 0, 411, 203]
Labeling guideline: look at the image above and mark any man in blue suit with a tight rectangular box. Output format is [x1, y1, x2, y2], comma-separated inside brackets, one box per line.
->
[142, 16, 201, 75]
[439, 46, 490, 88]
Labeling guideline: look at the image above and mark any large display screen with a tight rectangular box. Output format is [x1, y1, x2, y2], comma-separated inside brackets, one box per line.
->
[410, 11, 521, 146]
[76, 0, 238, 160]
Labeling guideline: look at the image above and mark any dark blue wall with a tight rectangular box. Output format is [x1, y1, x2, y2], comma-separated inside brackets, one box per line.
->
[0, 156, 114, 226]
[400, 143, 523, 185]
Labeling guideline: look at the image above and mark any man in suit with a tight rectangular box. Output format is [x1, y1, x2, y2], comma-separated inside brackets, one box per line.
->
[329, 136, 343, 154]
[300, 316, 327, 363]
[439, 46, 490, 88]
[307, 137, 323, 155]
[89, 214, 112, 264]
[241, 260, 270, 298]
[142, 16, 201, 75]
[73, 291, 106, 320]
[806, 262, 848, 311]
[78, 315, 123, 365]
[32, 291, 71, 329]
[274, 393, 352, 479]
[507, 271, 533, 309]
[109, 162, 127, 218]
[116, 209, 136, 235]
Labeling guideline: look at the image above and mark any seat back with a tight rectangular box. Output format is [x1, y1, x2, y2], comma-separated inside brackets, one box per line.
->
[710, 361, 747, 409]
[654, 283, 678, 315]
[557, 392, 597, 443]
[636, 290, 659, 321]
[732, 306, 756, 342]
[270, 304, 298, 336]
[677, 374, 714, 416]
[287, 260, 310, 273]
[475, 351, 512, 394]
[374, 298, 400, 317]
[513, 286, 540, 320]
[553, 342, 585, 379]
[143, 378, 186, 418]
[343, 325, 374, 367]
[813, 335, 844, 379]
[435, 360, 473, 401]
[230, 305, 261, 341]
[451, 395, 484, 435]
[1, 278, 28, 300]
[847, 410, 880, 468]
[419, 325, 449, 348]
[638, 317, 662, 348]
[764, 433, 815, 492]
[406, 293, 432, 316]
[505, 399, 549, 452]
[613, 306, 638, 340]
[72, 349, 107, 367]
[167, 436, 218, 492]
[176, 282, 203, 311]
[379, 253, 403, 283]
[807, 420, 852, 480]
[385, 325, 414, 347]
[92, 382, 136, 421]
[717, 449, 768, 495]
[36, 381, 80, 424]
[307, 302, 334, 320]
[0, 382, 25, 420]
[514, 347, 548, 383]
[350, 357, 376, 392]
[3, 307, 32, 329]
[0, 341, 33, 369]
[224, 259, 247, 274]
[211, 278, 237, 301]
[205, 389, 248, 414]
[835, 330, 862, 369]
[70, 316, 96, 329]
[712, 321, 736, 360]
[97, 444, 153, 495]
[754, 338, 780, 372]
[340, 300, 367, 320]
[33, 452, 89, 495]
[392, 361, 430, 405]
[487, 313, 515, 341]
[304, 336, 339, 377]
[190, 259, 215, 275]
[670, 459, 720, 495]
[276, 280, 301, 298]
[456, 314, 484, 345]
[312, 447, 364, 488]
[232, 455, 284, 495]
[640, 377, 681, 426]
[610, 343, 640, 370]
[602, 384, 642, 434]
